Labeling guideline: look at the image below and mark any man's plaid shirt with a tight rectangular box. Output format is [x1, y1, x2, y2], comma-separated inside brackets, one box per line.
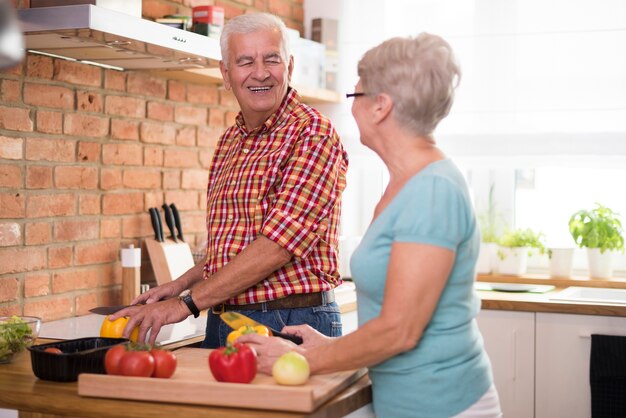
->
[203, 88, 349, 305]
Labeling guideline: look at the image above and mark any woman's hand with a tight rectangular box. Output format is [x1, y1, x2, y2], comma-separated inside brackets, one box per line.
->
[280, 324, 333, 349]
[236, 333, 297, 374]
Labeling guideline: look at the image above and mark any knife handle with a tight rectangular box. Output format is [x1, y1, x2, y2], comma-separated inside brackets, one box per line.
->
[153, 207, 165, 242]
[161, 203, 177, 242]
[271, 329, 303, 345]
[170, 203, 184, 242]
[148, 208, 163, 242]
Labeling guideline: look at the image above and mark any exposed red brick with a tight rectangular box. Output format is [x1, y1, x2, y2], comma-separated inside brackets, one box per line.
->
[101, 218, 121, 239]
[208, 108, 226, 127]
[102, 143, 142, 165]
[144, 147, 164, 166]
[100, 168, 123, 190]
[64, 113, 109, 138]
[111, 119, 140, 141]
[104, 69, 126, 91]
[26, 193, 75, 218]
[24, 273, 50, 297]
[25, 137, 75, 162]
[102, 192, 144, 215]
[48, 246, 72, 269]
[176, 126, 196, 146]
[0, 79, 20, 102]
[187, 84, 219, 105]
[219, 89, 239, 108]
[127, 73, 167, 98]
[0, 165, 21, 188]
[101, 263, 120, 287]
[141, 0, 179, 20]
[0, 105, 33, 131]
[122, 215, 151, 238]
[291, 3, 303, 21]
[36, 110, 63, 134]
[105, 95, 146, 118]
[75, 240, 118, 265]
[139, 121, 176, 145]
[24, 297, 73, 322]
[215, 0, 245, 19]
[0, 222, 21, 246]
[164, 149, 198, 168]
[167, 80, 187, 102]
[23, 83, 74, 110]
[123, 169, 161, 189]
[174, 106, 207, 125]
[52, 267, 100, 293]
[26, 55, 53, 79]
[76, 291, 98, 316]
[0, 278, 19, 302]
[0, 247, 46, 274]
[163, 171, 181, 189]
[55, 219, 99, 242]
[78, 141, 100, 162]
[55, 166, 98, 189]
[79, 194, 100, 215]
[0, 192, 25, 218]
[54, 60, 102, 87]
[77, 91, 103, 113]
[26, 165, 52, 189]
[182, 170, 208, 189]
[145, 191, 164, 209]
[197, 126, 221, 148]
[254, 0, 268, 11]
[0, 305, 20, 316]
[0, 135, 23, 160]
[25, 222, 51, 245]
[199, 148, 215, 168]
[147, 101, 174, 121]
[164, 190, 199, 210]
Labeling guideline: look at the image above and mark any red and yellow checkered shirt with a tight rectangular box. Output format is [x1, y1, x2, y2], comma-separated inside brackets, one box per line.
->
[203, 88, 348, 305]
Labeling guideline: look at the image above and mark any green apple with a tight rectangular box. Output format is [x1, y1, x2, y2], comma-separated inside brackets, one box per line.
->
[272, 351, 310, 385]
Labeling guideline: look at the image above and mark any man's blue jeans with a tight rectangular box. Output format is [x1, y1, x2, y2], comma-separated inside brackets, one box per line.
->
[201, 300, 342, 348]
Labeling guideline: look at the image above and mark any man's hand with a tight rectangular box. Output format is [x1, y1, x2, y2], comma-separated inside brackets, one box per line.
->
[130, 279, 186, 306]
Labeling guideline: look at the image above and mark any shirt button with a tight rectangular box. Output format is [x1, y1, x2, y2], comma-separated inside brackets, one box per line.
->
[242, 149, 249, 154]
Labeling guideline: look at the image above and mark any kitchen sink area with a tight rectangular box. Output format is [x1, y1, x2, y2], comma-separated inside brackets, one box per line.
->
[549, 286, 626, 305]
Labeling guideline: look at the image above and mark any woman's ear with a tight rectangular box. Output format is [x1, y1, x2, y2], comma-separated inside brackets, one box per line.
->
[371, 93, 393, 124]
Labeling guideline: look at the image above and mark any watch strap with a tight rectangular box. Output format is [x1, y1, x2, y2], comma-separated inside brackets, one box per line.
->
[180, 292, 200, 318]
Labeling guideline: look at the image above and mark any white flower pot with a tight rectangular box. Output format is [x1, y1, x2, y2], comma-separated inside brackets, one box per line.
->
[497, 246, 529, 276]
[476, 242, 498, 274]
[549, 248, 574, 278]
[586, 248, 614, 279]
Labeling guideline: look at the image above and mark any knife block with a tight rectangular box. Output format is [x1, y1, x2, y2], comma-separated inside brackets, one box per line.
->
[121, 245, 141, 305]
[145, 238, 194, 285]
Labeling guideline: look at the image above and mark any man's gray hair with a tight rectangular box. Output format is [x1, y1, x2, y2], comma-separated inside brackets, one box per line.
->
[220, 13, 291, 67]
[358, 33, 461, 136]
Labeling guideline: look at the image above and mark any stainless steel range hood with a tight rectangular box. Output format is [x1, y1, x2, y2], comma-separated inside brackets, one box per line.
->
[17, 5, 221, 70]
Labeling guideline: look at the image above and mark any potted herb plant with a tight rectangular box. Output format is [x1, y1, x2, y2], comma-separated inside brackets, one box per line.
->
[497, 228, 546, 276]
[569, 203, 624, 279]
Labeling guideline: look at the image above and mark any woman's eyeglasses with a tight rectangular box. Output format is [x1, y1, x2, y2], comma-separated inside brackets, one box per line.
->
[346, 92, 366, 99]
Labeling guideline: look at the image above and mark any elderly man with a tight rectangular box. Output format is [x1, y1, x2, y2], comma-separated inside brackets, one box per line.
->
[112, 13, 348, 348]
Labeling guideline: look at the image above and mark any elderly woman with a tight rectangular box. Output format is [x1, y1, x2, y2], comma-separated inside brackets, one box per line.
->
[239, 33, 502, 418]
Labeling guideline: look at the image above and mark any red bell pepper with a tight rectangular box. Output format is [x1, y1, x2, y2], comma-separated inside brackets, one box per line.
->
[208, 342, 257, 383]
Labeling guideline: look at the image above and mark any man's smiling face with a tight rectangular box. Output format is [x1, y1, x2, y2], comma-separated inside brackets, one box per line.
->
[220, 28, 293, 130]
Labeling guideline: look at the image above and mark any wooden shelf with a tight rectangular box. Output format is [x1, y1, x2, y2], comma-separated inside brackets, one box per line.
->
[151, 67, 342, 104]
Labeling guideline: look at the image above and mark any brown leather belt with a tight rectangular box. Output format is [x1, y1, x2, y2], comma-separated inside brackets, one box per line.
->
[211, 291, 335, 314]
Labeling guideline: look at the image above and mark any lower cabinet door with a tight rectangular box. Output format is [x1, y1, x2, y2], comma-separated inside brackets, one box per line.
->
[477, 309, 535, 418]
[535, 313, 626, 418]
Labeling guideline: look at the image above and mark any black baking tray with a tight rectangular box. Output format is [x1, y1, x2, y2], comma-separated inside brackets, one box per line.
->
[28, 337, 129, 382]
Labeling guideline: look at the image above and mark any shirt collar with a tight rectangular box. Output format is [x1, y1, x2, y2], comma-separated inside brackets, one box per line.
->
[235, 87, 299, 135]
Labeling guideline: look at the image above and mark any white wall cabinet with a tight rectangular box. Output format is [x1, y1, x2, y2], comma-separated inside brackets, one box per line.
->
[535, 312, 626, 418]
[477, 310, 535, 418]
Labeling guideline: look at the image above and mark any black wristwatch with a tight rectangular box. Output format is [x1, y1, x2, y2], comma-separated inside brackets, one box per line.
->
[179, 289, 200, 318]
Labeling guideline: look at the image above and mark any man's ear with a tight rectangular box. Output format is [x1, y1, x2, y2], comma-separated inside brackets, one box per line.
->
[287, 55, 294, 83]
[219, 61, 231, 90]
[372, 93, 393, 124]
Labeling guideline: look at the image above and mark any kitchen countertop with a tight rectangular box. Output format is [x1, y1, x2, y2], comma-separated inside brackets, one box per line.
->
[477, 274, 626, 317]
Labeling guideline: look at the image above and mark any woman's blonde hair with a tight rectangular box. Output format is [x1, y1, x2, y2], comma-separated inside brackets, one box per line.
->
[358, 33, 461, 136]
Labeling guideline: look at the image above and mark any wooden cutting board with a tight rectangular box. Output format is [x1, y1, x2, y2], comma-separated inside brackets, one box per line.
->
[145, 237, 195, 285]
[78, 348, 366, 413]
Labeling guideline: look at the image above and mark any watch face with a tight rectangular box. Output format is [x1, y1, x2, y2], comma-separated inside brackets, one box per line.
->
[180, 289, 191, 297]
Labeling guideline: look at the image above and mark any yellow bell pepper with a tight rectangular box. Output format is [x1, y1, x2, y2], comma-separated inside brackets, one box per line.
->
[227, 325, 270, 344]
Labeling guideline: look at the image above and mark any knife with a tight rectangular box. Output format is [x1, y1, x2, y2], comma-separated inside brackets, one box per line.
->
[161, 203, 178, 242]
[89, 304, 135, 315]
[220, 312, 303, 345]
[153, 207, 165, 243]
[148, 208, 164, 242]
[170, 203, 185, 242]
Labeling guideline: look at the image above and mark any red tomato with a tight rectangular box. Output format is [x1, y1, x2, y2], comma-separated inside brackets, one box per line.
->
[118, 351, 155, 377]
[208, 342, 257, 384]
[104, 345, 127, 375]
[44, 347, 63, 354]
[150, 348, 177, 378]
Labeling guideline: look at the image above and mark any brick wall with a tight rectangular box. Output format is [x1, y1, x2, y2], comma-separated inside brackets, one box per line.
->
[0, 0, 304, 321]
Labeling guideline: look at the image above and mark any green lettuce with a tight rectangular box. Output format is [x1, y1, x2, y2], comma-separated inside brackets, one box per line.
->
[0, 316, 35, 361]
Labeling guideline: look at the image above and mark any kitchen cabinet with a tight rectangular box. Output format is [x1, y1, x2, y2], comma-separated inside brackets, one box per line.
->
[535, 312, 626, 418]
[477, 310, 535, 418]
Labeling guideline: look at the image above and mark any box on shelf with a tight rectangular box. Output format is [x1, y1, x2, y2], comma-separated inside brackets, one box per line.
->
[192, 23, 222, 39]
[324, 50, 338, 91]
[291, 37, 326, 90]
[156, 17, 190, 31]
[192, 5, 224, 26]
[31, 0, 141, 17]
[311, 18, 338, 52]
